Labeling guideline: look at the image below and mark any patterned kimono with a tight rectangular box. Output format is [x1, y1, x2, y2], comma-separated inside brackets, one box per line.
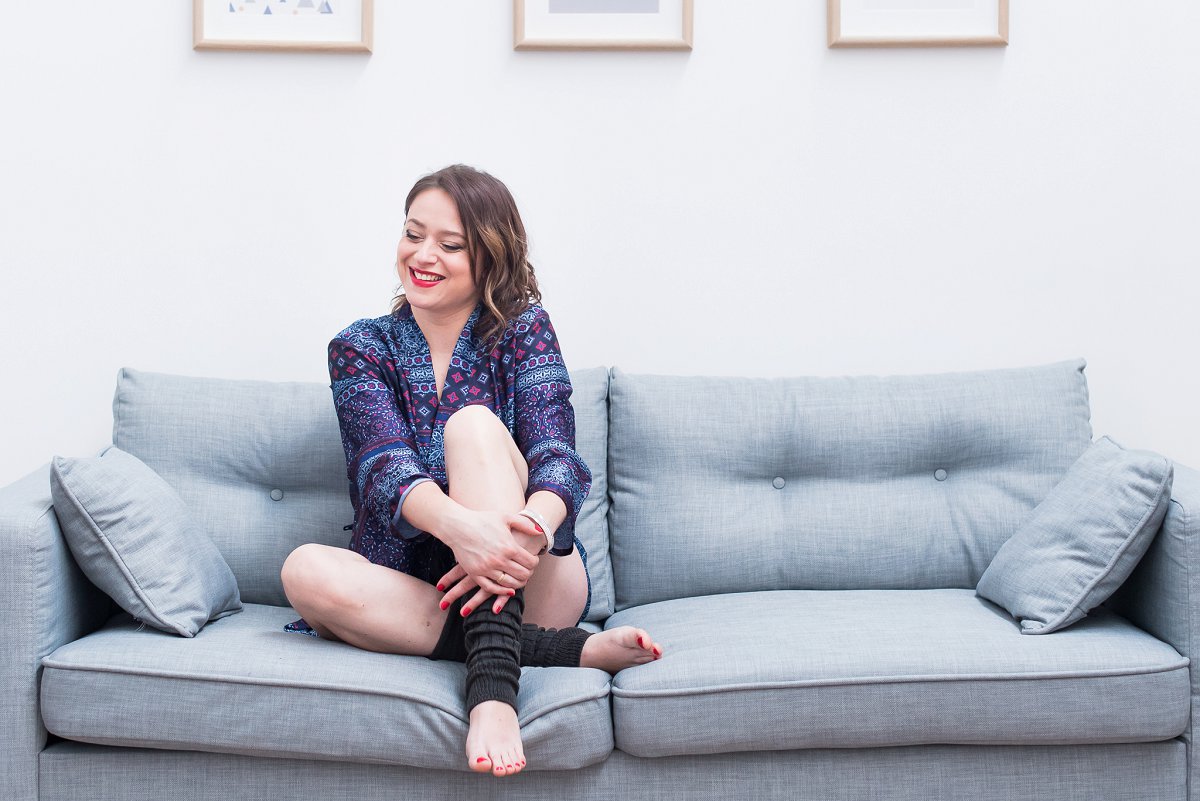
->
[327, 301, 592, 587]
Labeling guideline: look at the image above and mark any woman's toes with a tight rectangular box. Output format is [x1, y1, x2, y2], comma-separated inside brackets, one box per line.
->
[470, 754, 492, 773]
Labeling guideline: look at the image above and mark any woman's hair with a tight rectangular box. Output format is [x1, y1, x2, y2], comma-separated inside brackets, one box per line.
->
[393, 164, 542, 348]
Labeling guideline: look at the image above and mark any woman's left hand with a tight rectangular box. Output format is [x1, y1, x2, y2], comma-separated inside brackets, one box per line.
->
[437, 563, 521, 616]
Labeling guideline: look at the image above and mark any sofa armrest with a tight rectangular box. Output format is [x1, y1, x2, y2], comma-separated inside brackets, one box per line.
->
[1108, 460, 1200, 799]
[0, 465, 111, 801]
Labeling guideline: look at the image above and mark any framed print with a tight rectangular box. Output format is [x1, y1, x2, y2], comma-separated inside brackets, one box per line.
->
[193, 0, 373, 53]
[514, 0, 693, 51]
[828, 0, 1008, 48]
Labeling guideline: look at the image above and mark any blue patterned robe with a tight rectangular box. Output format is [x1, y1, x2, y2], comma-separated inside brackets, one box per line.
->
[328, 301, 592, 585]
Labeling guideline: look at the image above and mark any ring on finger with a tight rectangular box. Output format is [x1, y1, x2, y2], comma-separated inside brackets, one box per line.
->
[499, 572, 510, 585]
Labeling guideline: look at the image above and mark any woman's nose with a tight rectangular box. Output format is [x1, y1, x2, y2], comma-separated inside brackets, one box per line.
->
[417, 241, 438, 263]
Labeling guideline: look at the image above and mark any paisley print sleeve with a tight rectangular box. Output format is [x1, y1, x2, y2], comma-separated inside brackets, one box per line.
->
[512, 307, 592, 555]
[329, 324, 432, 541]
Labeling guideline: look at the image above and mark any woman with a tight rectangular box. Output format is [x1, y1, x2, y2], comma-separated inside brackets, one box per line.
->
[281, 164, 662, 778]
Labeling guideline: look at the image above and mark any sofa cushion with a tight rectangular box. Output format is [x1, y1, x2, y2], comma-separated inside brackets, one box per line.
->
[977, 436, 1173, 634]
[607, 361, 1093, 609]
[607, 589, 1189, 758]
[111, 366, 614, 620]
[49, 447, 242, 637]
[40, 604, 613, 770]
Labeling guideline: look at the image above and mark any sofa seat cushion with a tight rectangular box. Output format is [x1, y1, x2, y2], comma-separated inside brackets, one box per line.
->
[40, 604, 613, 770]
[607, 589, 1189, 758]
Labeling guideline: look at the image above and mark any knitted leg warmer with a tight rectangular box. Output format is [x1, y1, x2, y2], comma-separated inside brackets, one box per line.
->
[462, 589, 524, 710]
[429, 596, 592, 669]
[519, 623, 591, 668]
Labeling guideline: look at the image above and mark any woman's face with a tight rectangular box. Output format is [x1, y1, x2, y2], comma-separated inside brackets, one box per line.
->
[396, 188, 479, 322]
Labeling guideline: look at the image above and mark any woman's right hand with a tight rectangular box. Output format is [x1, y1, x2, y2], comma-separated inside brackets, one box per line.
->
[438, 508, 539, 596]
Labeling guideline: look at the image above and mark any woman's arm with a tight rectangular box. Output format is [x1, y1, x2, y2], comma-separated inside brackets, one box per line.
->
[513, 308, 592, 554]
[329, 331, 431, 541]
[400, 481, 538, 594]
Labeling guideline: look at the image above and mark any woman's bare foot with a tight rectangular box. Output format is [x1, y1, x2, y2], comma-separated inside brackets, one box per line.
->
[580, 626, 662, 673]
[465, 701, 526, 777]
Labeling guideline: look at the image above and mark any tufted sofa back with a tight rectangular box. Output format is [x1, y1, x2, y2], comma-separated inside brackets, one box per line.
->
[606, 361, 1093, 611]
[111, 366, 615, 620]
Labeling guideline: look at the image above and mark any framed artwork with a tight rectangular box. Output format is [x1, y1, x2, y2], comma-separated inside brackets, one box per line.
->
[828, 0, 1008, 48]
[193, 0, 373, 52]
[514, 0, 693, 51]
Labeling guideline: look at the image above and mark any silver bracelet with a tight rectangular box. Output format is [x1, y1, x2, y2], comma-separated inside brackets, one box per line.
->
[518, 509, 553, 555]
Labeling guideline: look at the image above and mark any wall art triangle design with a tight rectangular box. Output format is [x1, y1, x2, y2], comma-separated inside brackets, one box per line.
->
[226, 1, 335, 15]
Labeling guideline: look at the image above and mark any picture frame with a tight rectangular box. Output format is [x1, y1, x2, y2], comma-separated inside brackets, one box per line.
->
[514, 0, 693, 51]
[828, 0, 1008, 48]
[193, 0, 373, 53]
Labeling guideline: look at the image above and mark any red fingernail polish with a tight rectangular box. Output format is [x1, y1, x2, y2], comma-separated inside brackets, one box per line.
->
[436, 583, 445, 591]
[462, 607, 472, 617]
[508, 590, 515, 596]
[439, 601, 448, 611]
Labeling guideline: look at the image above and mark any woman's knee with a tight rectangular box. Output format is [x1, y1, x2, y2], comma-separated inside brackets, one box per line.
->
[281, 543, 340, 603]
[444, 405, 528, 486]
[444, 404, 507, 447]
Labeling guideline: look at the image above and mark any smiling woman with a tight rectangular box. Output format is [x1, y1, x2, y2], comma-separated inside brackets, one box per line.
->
[391, 167, 542, 350]
[396, 189, 478, 328]
[280, 164, 663, 778]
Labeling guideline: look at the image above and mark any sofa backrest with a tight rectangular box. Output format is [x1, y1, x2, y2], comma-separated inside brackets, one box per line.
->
[606, 360, 1093, 611]
[110, 366, 615, 620]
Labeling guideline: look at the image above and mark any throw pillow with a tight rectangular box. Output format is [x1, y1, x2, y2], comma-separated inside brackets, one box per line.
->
[50, 447, 242, 637]
[976, 436, 1172, 634]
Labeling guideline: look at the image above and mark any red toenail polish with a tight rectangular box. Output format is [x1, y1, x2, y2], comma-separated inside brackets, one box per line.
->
[637, 636, 645, 647]
[477, 757, 487, 763]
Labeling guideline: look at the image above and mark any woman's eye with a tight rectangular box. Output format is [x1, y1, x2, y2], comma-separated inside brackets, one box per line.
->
[442, 243, 463, 253]
[404, 230, 421, 242]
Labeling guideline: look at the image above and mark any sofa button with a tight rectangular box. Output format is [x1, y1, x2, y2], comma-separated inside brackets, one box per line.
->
[772, 477, 786, 489]
[270, 489, 284, 501]
[934, 469, 948, 481]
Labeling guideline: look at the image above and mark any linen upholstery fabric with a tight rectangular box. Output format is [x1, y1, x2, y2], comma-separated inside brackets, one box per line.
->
[0, 466, 110, 801]
[562, 367, 614, 619]
[1108, 462, 1200, 801]
[39, 604, 613, 770]
[607, 589, 1189, 758]
[49, 447, 241, 637]
[39, 740, 1186, 801]
[977, 436, 1173, 634]
[110, 367, 615, 621]
[607, 360, 1093, 609]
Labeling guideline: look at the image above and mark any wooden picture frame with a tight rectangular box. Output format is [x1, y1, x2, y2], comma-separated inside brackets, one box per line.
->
[828, 0, 1008, 48]
[514, 0, 693, 51]
[194, 0, 373, 53]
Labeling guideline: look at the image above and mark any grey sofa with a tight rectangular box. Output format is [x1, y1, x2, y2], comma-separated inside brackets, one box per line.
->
[2, 359, 1196, 801]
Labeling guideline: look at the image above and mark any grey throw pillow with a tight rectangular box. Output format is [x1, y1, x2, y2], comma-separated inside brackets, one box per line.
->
[977, 436, 1172, 634]
[50, 447, 242, 637]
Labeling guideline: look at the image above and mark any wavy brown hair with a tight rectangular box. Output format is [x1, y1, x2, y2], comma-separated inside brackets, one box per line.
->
[392, 164, 541, 348]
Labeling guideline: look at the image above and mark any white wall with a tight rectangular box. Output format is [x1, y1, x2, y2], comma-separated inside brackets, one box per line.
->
[2, 1, 1196, 488]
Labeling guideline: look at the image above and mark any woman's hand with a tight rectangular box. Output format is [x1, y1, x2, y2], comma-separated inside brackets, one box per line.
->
[437, 513, 546, 615]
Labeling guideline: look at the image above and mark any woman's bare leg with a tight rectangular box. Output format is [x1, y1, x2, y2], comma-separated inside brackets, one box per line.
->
[442, 405, 534, 776]
[442, 406, 663, 776]
[281, 544, 447, 654]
